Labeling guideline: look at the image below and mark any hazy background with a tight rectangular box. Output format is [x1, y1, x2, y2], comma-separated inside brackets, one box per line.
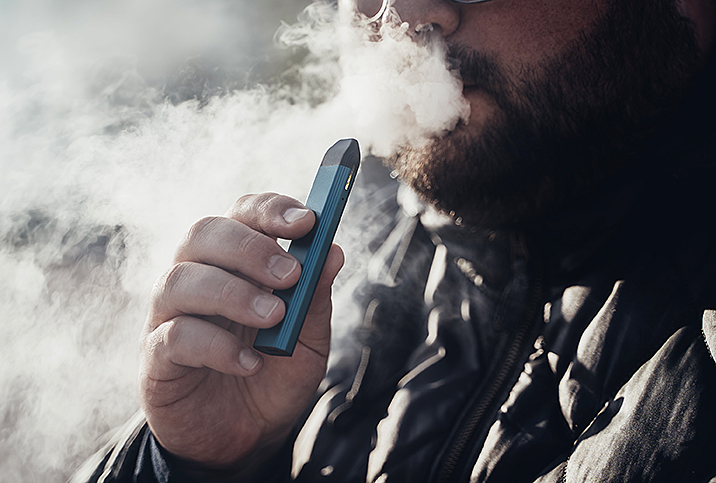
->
[0, 1, 468, 481]
[0, 2, 315, 481]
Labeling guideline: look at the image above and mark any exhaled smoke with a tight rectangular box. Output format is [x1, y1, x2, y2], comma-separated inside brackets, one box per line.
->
[0, 1, 468, 481]
[278, 0, 469, 156]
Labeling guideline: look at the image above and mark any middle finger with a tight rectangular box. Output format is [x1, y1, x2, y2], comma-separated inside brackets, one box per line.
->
[174, 216, 301, 290]
[150, 261, 286, 330]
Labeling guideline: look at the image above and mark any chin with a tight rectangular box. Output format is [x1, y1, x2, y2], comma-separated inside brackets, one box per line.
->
[387, 119, 548, 229]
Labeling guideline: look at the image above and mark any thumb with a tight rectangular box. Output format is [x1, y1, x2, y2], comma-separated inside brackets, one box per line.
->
[298, 244, 345, 351]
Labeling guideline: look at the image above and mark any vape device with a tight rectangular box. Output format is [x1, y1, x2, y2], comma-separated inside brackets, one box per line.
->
[253, 138, 361, 356]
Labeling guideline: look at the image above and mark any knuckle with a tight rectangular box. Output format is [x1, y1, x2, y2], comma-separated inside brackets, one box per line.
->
[235, 193, 258, 208]
[186, 216, 221, 247]
[238, 192, 278, 208]
[160, 319, 182, 352]
[254, 192, 278, 212]
[216, 277, 242, 308]
[235, 192, 281, 219]
[254, 194, 280, 231]
[205, 329, 228, 362]
[235, 229, 262, 259]
[158, 262, 193, 303]
[148, 263, 193, 324]
[141, 320, 174, 363]
[139, 330, 151, 357]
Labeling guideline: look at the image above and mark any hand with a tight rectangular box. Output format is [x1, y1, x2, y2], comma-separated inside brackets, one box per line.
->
[139, 193, 344, 471]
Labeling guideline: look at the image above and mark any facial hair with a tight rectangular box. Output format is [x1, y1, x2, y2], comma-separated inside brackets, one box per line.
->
[388, 0, 702, 228]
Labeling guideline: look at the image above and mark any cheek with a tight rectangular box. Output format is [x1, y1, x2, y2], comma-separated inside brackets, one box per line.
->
[458, 0, 603, 68]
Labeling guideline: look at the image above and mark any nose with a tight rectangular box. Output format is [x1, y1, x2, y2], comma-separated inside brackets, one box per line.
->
[357, 0, 461, 37]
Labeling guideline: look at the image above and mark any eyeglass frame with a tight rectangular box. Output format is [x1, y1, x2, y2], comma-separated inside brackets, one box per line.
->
[368, 0, 494, 23]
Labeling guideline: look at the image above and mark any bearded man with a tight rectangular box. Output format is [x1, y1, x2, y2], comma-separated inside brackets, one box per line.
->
[73, 0, 716, 481]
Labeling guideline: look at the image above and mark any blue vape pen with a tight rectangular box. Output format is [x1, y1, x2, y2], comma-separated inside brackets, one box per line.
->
[253, 138, 361, 356]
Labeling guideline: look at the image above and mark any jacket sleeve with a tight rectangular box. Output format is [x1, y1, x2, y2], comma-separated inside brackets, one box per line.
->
[69, 411, 150, 483]
[69, 411, 294, 483]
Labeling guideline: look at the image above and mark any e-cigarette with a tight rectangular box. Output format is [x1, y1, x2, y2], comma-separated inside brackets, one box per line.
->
[253, 138, 361, 356]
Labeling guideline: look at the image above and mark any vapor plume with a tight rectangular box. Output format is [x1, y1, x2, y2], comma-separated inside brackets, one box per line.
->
[0, 1, 468, 481]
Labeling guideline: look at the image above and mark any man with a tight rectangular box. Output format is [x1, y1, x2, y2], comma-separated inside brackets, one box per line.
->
[73, 0, 716, 481]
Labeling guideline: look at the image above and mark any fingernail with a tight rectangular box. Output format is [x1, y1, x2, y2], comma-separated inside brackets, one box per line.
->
[239, 349, 261, 371]
[253, 294, 279, 319]
[268, 254, 297, 280]
[283, 207, 310, 224]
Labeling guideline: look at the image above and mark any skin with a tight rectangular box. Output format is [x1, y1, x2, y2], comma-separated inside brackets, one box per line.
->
[140, 0, 715, 473]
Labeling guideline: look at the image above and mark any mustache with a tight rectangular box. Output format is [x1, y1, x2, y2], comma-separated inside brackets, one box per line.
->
[446, 43, 510, 103]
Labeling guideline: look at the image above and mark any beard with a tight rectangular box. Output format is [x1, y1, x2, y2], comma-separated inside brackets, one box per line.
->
[388, 0, 702, 228]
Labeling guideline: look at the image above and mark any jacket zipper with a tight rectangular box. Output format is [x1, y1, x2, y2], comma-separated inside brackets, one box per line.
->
[436, 237, 544, 482]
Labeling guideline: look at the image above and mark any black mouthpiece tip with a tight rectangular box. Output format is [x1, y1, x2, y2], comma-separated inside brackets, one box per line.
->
[321, 138, 361, 170]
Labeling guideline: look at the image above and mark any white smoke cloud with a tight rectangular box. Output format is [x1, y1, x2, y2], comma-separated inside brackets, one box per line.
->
[0, 1, 468, 481]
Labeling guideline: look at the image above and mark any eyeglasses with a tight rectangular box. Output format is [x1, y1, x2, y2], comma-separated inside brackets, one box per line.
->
[368, 0, 494, 22]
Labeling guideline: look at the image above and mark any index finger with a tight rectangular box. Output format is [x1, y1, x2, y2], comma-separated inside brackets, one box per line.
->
[226, 193, 316, 241]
